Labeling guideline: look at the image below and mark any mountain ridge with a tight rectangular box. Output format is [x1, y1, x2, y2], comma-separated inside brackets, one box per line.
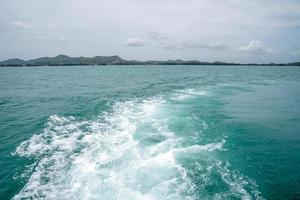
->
[0, 55, 299, 66]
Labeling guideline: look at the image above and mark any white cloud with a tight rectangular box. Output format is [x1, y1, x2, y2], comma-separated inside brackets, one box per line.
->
[126, 37, 147, 47]
[58, 37, 66, 43]
[162, 42, 176, 50]
[148, 32, 168, 41]
[181, 41, 227, 50]
[238, 41, 273, 54]
[293, 50, 300, 57]
[163, 41, 227, 50]
[1, 0, 300, 62]
[126, 33, 168, 47]
[10, 21, 33, 29]
[209, 43, 227, 50]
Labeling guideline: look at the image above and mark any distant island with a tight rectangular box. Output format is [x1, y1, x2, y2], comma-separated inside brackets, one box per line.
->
[0, 55, 299, 66]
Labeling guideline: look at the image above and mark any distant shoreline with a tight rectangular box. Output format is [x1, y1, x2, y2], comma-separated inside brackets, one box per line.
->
[1, 55, 299, 67]
[1, 64, 300, 67]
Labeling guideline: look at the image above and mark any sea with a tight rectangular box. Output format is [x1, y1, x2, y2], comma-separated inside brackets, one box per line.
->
[0, 65, 299, 200]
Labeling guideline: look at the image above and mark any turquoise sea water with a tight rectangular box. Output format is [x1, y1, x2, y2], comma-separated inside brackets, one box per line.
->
[0, 65, 300, 200]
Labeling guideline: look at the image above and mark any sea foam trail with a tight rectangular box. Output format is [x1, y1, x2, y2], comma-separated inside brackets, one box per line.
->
[171, 88, 209, 101]
[13, 93, 262, 200]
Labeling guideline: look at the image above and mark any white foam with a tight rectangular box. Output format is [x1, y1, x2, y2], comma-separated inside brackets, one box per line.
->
[13, 94, 262, 200]
[171, 88, 209, 101]
[213, 161, 264, 200]
[13, 97, 195, 200]
[173, 139, 225, 154]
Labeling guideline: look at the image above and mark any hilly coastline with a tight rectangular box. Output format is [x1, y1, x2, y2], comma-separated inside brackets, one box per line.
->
[0, 55, 299, 66]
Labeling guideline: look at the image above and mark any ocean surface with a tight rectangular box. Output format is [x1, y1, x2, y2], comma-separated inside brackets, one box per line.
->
[0, 65, 300, 200]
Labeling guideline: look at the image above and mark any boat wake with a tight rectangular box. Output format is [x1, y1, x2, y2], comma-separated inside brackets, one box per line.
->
[13, 90, 263, 200]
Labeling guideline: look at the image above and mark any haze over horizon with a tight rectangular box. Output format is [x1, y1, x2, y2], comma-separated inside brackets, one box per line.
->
[1, 0, 300, 63]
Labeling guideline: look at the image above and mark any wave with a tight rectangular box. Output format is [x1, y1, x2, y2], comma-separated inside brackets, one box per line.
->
[12, 92, 263, 200]
[171, 88, 209, 101]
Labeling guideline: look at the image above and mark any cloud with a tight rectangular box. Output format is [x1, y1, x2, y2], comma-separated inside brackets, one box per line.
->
[1, 0, 300, 62]
[181, 41, 227, 50]
[238, 41, 273, 54]
[162, 41, 227, 50]
[58, 37, 66, 43]
[126, 33, 168, 47]
[162, 42, 176, 50]
[148, 32, 168, 41]
[126, 37, 147, 47]
[292, 50, 300, 56]
[10, 21, 33, 29]
[209, 43, 228, 50]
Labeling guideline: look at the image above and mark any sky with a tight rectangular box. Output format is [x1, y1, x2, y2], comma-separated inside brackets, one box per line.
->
[1, 0, 300, 63]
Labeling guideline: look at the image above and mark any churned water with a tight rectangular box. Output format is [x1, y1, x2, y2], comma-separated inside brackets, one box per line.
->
[0, 65, 299, 200]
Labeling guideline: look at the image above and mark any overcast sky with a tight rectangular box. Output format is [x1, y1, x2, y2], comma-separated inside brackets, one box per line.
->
[1, 0, 300, 63]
